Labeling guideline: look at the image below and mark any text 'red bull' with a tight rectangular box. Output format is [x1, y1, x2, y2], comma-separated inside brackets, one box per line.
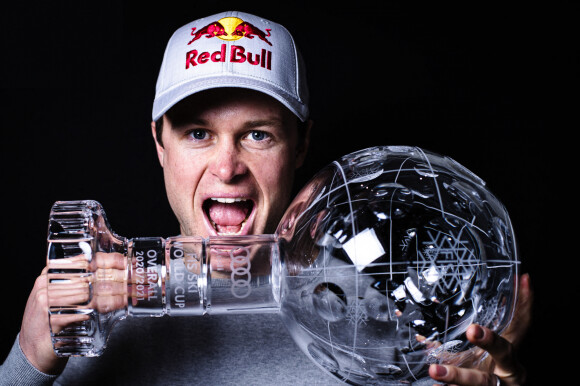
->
[185, 44, 272, 70]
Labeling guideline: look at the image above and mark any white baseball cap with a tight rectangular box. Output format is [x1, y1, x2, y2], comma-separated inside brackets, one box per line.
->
[152, 11, 309, 122]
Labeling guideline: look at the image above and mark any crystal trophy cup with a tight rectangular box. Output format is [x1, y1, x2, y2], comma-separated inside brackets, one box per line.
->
[47, 146, 519, 385]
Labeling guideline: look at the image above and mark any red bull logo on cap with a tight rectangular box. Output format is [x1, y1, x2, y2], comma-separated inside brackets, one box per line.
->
[185, 17, 273, 70]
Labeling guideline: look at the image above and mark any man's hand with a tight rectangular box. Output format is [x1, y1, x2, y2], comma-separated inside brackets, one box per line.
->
[19, 268, 70, 375]
[18, 251, 127, 375]
[429, 273, 533, 385]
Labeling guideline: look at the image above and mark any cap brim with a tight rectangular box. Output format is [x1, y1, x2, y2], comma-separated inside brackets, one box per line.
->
[152, 75, 309, 122]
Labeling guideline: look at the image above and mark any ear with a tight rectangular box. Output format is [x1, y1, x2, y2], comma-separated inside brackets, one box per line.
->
[151, 120, 164, 167]
[295, 119, 312, 169]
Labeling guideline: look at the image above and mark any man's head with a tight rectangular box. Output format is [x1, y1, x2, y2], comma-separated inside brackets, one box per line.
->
[151, 11, 311, 238]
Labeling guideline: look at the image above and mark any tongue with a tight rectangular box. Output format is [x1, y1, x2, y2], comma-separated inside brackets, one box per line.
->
[208, 202, 251, 233]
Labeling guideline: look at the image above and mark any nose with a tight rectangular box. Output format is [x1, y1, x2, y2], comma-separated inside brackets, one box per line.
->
[208, 139, 248, 183]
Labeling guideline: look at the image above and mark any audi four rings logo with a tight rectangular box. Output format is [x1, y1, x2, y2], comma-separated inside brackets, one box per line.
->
[185, 17, 273, 70]
[170, 245, 254, 305]
[228, 247, 253, 299]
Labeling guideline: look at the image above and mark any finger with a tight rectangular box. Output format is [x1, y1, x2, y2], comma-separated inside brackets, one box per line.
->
[95, 267, 126, 282]
[48, 254, 91, 271]
[49, 279, 128, 304]
[429, 364, 499, 385]
[49, 313, 91, 333]
[467, 324, 525, 382]
[93, 293, 127, 313]
[47, 286, 91, 307]
[49, 251, 126, 273]
[94, 252, 127, 270]
[502, 273, 533, 347]
[93, 280, 128, 297]
[48, 274, 91, 286]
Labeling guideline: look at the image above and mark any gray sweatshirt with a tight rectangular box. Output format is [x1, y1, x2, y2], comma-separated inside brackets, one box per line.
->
[1, 314, 340, 385]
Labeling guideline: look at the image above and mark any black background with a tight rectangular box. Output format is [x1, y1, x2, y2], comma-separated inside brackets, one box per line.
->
[1, 1, 576, 384]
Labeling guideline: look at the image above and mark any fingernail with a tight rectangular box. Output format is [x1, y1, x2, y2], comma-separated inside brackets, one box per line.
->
[472, 324, 485, 340]
[434, 364, 447, 377]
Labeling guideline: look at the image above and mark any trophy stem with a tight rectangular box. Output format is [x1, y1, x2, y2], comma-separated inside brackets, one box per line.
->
[47, 200, 281, 356]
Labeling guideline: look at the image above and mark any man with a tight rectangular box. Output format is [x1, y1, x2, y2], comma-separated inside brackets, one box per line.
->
[0, 11, 531, 385]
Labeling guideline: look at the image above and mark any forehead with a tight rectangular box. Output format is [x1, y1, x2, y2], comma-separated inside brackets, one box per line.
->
[165, 88, 296, 127]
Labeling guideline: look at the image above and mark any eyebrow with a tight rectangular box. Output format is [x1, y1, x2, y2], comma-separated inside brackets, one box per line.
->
[242, 119, 284, 130]
[168, 117, 284, 131]
[166, 116, 206, 129]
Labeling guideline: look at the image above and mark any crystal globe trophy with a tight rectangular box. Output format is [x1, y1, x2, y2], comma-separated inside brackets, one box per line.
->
[47, 146, 519, 385]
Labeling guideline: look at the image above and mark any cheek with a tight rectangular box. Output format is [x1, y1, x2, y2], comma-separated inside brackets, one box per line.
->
[163, 152, 201, 203]
[260, 151, 296, 201]
[257, 153, 297, 233]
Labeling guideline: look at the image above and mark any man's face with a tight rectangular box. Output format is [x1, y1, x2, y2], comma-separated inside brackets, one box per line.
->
[152, 88, 309, 238]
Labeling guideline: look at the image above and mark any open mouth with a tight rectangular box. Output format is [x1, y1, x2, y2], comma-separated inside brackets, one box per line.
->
[203, 197, 255, 235]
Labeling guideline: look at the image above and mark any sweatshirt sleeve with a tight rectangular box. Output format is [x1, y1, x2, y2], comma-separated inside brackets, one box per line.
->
[0, 334, 59, 386]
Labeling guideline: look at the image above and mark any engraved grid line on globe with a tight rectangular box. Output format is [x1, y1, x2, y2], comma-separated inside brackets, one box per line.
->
[415, 228, 478, 292]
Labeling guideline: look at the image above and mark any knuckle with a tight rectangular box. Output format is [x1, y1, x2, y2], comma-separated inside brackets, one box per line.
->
[34, 287, 48, 305]
[34, 274, 47, 289]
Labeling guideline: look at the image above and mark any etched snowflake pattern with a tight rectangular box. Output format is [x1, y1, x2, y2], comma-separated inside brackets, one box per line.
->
[345, 299, 368, 326]
[415, 228, 479, 293]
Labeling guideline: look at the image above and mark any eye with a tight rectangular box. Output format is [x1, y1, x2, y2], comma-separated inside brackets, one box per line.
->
[248, 130, 268, 141]
[189, 129, 208, 140]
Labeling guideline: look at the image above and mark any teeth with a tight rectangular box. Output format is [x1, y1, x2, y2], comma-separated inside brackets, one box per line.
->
[206, 197, 250, 235]
[209, 218, 248, 236]
[210, 197, 248, 204]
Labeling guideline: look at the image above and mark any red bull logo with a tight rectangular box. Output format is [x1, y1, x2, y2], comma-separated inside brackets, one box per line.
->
[187, 21, 228, 44]
[188, 17, 272, 46]
[185, 17, 273, 70]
